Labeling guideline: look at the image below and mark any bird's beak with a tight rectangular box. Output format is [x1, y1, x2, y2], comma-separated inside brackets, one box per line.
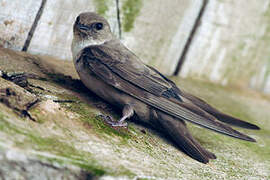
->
[77, 24, 90, 31]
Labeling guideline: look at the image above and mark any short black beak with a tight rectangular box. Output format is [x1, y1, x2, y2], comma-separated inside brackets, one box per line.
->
[78, 24, 90, 31]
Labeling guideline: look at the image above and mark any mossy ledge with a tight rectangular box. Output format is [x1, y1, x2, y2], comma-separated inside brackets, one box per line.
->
[0, 47, 269, 179]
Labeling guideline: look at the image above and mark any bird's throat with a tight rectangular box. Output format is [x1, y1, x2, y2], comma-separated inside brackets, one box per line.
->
[71, 38, 106, 62]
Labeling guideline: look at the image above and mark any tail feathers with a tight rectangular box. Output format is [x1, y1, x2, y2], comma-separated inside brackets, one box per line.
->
[211, 113, 260, 130]
[156, 111, 216, 164]
[181, 91, 260, 130]
[179, 102, 256, 142]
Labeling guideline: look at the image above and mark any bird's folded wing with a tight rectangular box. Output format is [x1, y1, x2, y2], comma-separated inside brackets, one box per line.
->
[82, 44, 182, 101]
[146, 65, 260, 130]
[79, 45, 255, 142]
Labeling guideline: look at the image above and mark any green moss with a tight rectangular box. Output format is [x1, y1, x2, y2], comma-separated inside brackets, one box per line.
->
[29, 108, 46, 123]
[30, 137, 107, 176]
[263, 59, 270, 87]
[58, 94, 131, 141]
[94, 0, 109, 16]
[72, 162, 106, 176]
[0, 114, 109, 176]
[0, 114, 26, 135]
[122, 0, 142, 32]
[28, 132, 133, 176]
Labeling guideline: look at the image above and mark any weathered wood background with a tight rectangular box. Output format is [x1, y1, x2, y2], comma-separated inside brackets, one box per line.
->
[0, 0, 270, 93]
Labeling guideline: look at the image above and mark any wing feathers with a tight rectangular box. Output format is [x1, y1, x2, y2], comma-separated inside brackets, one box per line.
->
[181, 91, 260, 130]
[83, 53, 256, 142]
[88, 45, 174, 97]
[147, 65, 260, 130]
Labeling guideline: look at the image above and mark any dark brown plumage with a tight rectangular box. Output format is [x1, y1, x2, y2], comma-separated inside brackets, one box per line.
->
[72, 12, 260, 164]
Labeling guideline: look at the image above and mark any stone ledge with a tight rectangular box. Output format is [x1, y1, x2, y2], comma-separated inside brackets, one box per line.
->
[0, 47, 269, 179]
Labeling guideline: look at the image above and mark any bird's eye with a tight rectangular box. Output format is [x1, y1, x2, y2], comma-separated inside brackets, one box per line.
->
[94, 23, 103, 30]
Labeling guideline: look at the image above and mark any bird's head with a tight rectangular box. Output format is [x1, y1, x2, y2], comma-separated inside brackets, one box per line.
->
[71, 12, 113, 59]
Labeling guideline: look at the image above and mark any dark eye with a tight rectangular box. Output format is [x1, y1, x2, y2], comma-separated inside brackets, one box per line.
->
[94, 23, 103, 30]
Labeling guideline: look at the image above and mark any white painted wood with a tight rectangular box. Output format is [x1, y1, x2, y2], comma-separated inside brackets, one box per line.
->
[0, 0, 42, 50]
[180, 0, 270, 93]
[27, 0, 118, 60]
[120, 0, 203, 75]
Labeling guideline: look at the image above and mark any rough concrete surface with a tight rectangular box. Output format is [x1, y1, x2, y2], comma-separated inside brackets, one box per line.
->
[0, 147, 95, 180]
[0, 47, 269, 179]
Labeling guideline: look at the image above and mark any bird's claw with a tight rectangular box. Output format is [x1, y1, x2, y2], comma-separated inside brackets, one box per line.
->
[99, 115, 128, 127]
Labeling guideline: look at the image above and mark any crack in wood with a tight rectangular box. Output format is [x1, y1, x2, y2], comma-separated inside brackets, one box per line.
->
[115, 0, 122, 39]
[22, 0, 47, 52]
[173, 0, 209, 76]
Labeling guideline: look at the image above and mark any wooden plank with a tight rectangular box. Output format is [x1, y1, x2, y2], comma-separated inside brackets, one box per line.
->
[119, 0, 203, 75]
[27, 0, 118, 60]
[180, 0, 270, 93]
[0, 0, 42, 50]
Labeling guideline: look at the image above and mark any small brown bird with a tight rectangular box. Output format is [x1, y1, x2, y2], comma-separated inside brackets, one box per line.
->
[71, 12, 260, 163]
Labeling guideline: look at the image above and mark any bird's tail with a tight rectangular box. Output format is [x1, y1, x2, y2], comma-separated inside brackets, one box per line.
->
[181, 91, 260, 130]
[155, 111, 216, 164]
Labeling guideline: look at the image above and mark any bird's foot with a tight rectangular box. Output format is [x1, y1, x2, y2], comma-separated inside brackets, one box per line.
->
[99, 115, 128, 127]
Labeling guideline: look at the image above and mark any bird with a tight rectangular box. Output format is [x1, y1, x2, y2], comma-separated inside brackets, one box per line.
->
[71, 12, 260, 164]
